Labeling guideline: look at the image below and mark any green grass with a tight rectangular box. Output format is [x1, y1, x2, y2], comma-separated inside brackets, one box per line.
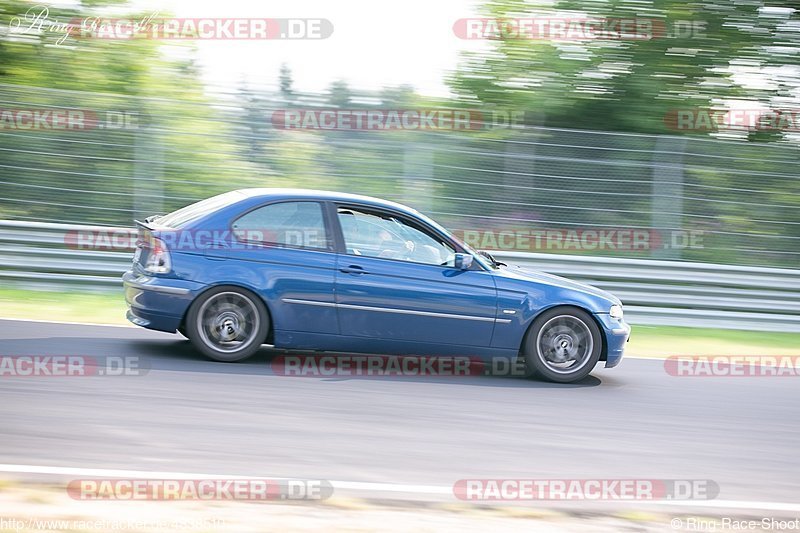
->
[627, 325, 800, 357]
[0, 288, 798, 357]
[0, 287, 129, 326]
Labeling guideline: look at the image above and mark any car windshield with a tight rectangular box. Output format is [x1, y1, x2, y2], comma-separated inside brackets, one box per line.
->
[154, 191, 246, 229]
[417, 213, 496, 269]
[447, 230, 492, 265]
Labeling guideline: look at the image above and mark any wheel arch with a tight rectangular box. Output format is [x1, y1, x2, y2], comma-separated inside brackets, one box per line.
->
[180, 282, 275, 345]
[516, 304, 608, 363]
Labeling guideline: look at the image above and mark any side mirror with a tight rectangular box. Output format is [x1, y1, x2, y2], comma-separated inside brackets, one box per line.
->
[454, 253, 474, 270]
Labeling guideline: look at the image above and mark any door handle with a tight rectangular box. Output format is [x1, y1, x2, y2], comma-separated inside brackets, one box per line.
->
[340, 265, 368, 275]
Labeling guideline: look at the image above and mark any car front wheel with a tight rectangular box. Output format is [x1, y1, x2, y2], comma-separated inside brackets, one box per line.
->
[523, 307, 602, 383]
[186, 286, 269, 362]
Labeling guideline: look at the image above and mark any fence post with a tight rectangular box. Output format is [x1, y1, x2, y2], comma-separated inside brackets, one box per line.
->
[504, 130, 535, 204]
[402, 143, 433, 213]
[651, 136, 687, 260]
[133, 122, 164, 222]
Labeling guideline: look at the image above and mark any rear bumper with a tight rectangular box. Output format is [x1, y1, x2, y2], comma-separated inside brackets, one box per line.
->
[123, 270, 201, 333]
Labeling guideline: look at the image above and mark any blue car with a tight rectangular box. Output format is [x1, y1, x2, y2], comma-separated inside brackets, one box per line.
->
[123, 189, 629, 383]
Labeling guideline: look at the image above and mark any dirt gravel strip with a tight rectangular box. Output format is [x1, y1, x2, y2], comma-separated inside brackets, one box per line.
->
[1, 481, 799, 532]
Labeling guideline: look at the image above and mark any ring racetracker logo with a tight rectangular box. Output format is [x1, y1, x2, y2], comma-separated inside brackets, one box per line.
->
[0, 356, 147, 377]
[67, 479, 334, 500]
[72, 17, 334, 40]
[452, 228, 705, 252]
[64, 228, 324, 251]
[665, 356, 800, 377]
[271, 109, 489, 131]
[0, 109, 140, 131]
[270, 355, 533, 378]
[272, 354, 483, 377]
[453, 479, 720, 501]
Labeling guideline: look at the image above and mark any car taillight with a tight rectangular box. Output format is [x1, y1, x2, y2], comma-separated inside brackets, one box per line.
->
[143, 236, 171, 274]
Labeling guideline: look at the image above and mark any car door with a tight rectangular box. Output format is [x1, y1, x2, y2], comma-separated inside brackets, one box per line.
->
[332, 204, 499, 348]
[225, 200, 339, 336]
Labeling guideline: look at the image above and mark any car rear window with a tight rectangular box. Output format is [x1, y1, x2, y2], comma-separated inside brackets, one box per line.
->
[232, 201, 330, 250]
[155, 191, 246, 229]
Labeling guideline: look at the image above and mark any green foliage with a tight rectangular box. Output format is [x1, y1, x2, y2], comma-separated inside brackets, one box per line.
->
[327, 80, 352, 108]
[0, 0, 797, 268]
[279, 63, 294, 99]
[0, 0, 263, 224]
[449, 0, 800, 134]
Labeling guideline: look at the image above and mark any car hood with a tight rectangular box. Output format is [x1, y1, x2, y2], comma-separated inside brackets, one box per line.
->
[497, 263, 622, 307]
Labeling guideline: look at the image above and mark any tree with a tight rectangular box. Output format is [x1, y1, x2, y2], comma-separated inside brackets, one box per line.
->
[0, 0, 262, 224]
[279, 63, 294, 100]
[327, 80, 352, 108]
[380, 84, 416, 107]
[449, 0, 800, 136]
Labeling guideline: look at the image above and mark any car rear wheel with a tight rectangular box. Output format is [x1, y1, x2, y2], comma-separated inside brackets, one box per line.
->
[186, 286, 268, 362]
[523, 307, 601, 383]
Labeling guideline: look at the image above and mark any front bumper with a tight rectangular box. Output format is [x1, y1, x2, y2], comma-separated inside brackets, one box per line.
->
[123, 270, 201, 333]
[594, 312, 630, 368]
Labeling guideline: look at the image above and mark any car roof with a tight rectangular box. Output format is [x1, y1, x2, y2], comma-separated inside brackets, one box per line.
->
[235, 188, 418, 214]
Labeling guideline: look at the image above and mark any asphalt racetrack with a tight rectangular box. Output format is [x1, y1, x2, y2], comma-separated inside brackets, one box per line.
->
[0, 318, 798, 513]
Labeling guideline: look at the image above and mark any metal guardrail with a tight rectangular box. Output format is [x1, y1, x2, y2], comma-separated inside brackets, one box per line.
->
[1, 220, 798, 332]
[493, 251, 800, 332]
[2, 82, 800, 269]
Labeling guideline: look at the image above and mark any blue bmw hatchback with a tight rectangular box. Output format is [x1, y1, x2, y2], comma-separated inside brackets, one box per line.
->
[124, 189, 629, 382]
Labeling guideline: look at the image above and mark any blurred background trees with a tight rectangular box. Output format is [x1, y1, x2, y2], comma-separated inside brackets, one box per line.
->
[0, 0, 798, 266]
[450, 0, 800, 136]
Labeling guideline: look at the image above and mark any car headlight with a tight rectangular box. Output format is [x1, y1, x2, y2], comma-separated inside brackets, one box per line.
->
[609, 305, 623, 320]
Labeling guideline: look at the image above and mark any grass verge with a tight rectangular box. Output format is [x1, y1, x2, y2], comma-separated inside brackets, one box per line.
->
[0, 287, 129, 326]
[0, 287, 798, 357]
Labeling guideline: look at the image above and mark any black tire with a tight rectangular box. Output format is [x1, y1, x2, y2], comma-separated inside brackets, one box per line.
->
[185, 286, 269, 362]
[523, 307, 602, 383]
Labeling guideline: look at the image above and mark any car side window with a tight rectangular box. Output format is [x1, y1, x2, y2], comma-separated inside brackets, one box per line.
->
[337, 207, 456, 266]
[232, 201, 330, 250]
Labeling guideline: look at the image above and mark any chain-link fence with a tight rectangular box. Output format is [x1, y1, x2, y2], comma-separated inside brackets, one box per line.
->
[1, 83, 798, 267]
